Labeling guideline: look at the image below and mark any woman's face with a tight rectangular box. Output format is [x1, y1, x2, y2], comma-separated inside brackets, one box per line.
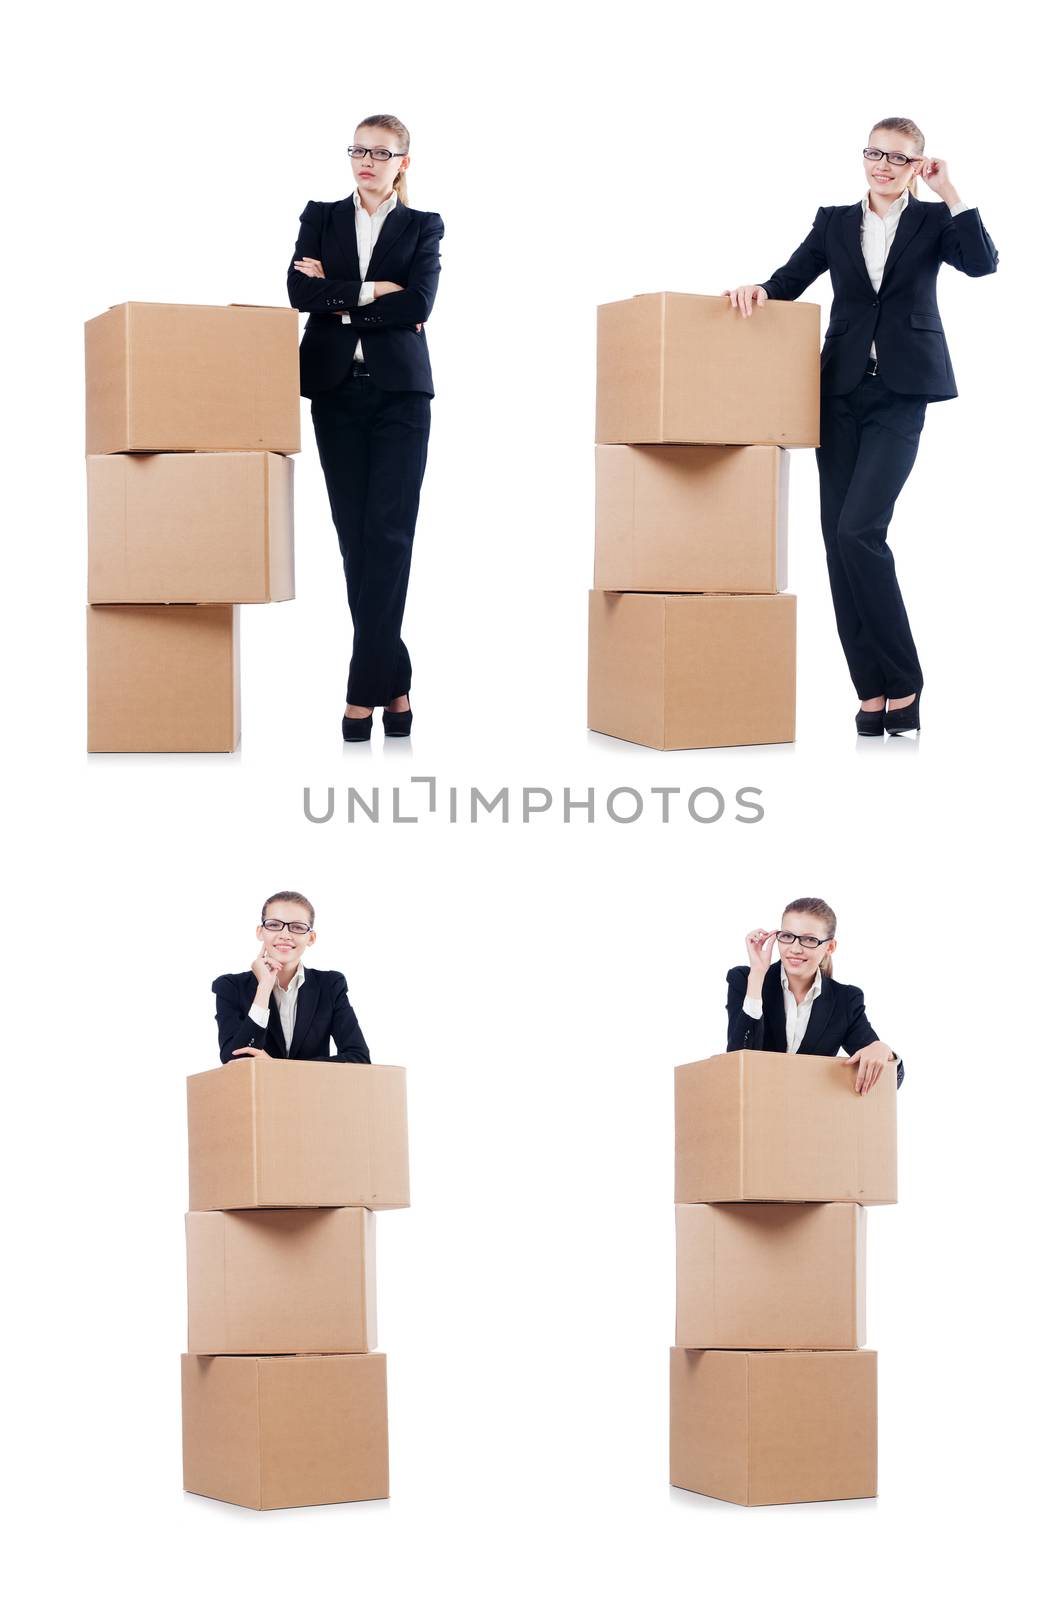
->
[863, 127, 922, 202]
[257, 900, 316, 967]
[351, 125, 409, 202]
[777, 912, 835, 983]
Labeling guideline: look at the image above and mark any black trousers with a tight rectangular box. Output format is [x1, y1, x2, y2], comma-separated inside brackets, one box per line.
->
[311, 368, 431, 706]
[816, 374, 928, 700]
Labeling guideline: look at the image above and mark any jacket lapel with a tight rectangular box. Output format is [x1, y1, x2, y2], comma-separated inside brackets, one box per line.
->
[366, 199, 413, 279]
[331, 194, 362, 283]
[879, 195, 926, 288]
[264, 998, 288, 1059]
[288, 970, 320, 1062]
[798, 973, 836, 1055]
[841, 201, 876, 296]
[762, 964, 788, 1052]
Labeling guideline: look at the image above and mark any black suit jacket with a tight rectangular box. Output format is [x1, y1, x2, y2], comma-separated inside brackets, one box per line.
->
[287, 195, 443, 398]
[212, 968, 371, 1065]
[759, 196, 998, 399]
[725, 964, 904, 1086]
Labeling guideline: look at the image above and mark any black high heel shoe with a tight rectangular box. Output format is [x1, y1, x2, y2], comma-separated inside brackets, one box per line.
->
[382, 700, 413, 738]
[855, 707, 885, 737]
[341, 710, 373, 742]
[884, 691, 922, 735]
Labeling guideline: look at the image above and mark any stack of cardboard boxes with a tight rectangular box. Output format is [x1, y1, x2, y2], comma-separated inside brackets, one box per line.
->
[588, 292, 820, 749]
[84, 303, 300, 752]
[670, 1050, 898, 1505]
[181, 1056, 410, 1510]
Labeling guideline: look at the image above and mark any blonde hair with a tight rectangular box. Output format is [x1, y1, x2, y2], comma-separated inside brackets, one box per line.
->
[783, 896, 837, 978]
[870, 117, 925, 197]
[261, 891, 315, 927]
[357, 113, 411, 204]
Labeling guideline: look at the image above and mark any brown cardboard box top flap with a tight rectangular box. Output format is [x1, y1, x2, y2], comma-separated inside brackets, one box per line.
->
[95, 301, 297, 314]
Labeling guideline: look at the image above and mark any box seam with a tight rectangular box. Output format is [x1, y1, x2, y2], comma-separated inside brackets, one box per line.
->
[255, 1360, 264, 1510]
[262, 454, 271, 601]
[743, 1353, 751, 1505]
[250, 1062, 262, 1205]
[123, 303, 132, 449]
[738, 1054, 746, 1199]
[658, 295, 666, 442]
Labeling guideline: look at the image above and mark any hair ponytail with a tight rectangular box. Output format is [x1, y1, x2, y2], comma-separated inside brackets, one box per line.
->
[783, 896, 837, 976]
[356, 112, 412, 205]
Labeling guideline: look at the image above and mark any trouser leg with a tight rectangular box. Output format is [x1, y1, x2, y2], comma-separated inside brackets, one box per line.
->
[311, 374, 374, 700]
[345, 389, 431, 706]
[817, 386, 884, 698]
[832, 382, 927, 699]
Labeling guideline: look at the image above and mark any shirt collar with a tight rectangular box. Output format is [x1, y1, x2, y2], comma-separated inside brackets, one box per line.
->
[780, 963, 823, 1003]
[275, 964, 305, 1000]
[353, 187, 398, 220]
[862, 187, 910, 223]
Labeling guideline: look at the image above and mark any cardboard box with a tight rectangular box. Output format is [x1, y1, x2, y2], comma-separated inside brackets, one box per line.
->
[594, 445, 788, 594]
[86, 604, 240, 753]
[181, 1353, 388, 1509]
[87, 451, 294, 604]
[596, 293, 820, 446]
[670, 1348, 877, 1505]
[186, 1208, 377, 1355]
[675, 1203, 865, 1350]
[187, 1059, 410, 1211]
[587, 591, 795, 750]
[675, 1051, 897, 1204]
[84, 302, 300, 455]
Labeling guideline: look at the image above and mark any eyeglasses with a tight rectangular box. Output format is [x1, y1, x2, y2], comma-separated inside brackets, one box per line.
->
[776, 931, 830, 949]
[348, 145, 407, 162]
[261, 919, 313, 935]
[863, 147, 920, 167]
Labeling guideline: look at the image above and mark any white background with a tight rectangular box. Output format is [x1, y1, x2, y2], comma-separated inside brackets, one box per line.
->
[4, 2, 1056, 1595]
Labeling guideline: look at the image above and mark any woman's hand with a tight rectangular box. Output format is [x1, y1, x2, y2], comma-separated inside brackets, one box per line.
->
[919, 157, 960, 206]
[232, 1046, 273, 1059]
[745, 928, 776, 975]
[251, 943, 280, 993]
[372, 281, 405, 297]
[848, 1042, 896, 1095]
[294, 257, 325, 278]
[724, 285, 769, 318]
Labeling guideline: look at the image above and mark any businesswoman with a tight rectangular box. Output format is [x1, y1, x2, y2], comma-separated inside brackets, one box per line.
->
[726, 896, 904, 1093]
[287, 114, 443, 741]
[212, 890, 371, 1064]
[726, 117, 998, 735]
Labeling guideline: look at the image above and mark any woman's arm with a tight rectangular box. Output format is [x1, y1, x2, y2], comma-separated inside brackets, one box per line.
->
[287, 202, 444, 326]
[726, 966, 767, 1052]
[922, 158, 998, 277]
[212, 974, 268, 1065]
[842, 987, 905, 1090]
[938, 208, 998, 277]
[757, 207, 831, 302]
[321, 973, 371, 1064]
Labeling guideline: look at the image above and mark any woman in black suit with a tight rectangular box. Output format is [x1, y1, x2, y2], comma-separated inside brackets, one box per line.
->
[212, 891, 370, 1065]
[288, 114, 443, 741]
[726, 896, 903, 1094]
[726, 117, 998, 735]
